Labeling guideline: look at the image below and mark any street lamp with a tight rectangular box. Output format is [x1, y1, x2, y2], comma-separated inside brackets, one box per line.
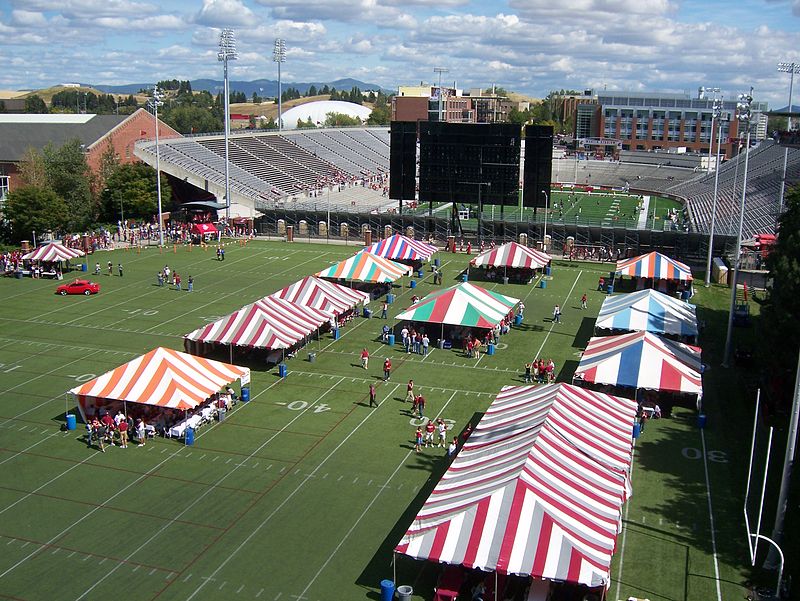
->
[541, 190, 549, 252]
[776, 62, 799, 225]
[722, 87, 754, 368]
[704, 97, 724, 287]
[273, 39, 286, 131]
[149, 86, 165, 247]
[218, 28, 238, 222]
[434, 67, 449, 122]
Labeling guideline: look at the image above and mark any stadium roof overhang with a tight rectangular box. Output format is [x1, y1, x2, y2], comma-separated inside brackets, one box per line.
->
[181, 201, 227, 210]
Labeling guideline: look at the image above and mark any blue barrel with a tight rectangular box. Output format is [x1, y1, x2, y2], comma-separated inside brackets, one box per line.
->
[632, 423, 641, 439]
[487, 343, 495, 356]
[514, 314, 523, 326]
[241, 387, 250, 402]
[607, 284, 614, 294]
[410, 280, 416, 289]
[185, 427, 195, 446]
[461, 273, 468, 282]
[387, 293, 395, 304]
[81, 263, 88, 272]
[545, 265, 552, 276]
[417, 270, 423, 278]
[387, 333, 395, 346]
[66, 414, 77, 430]
[540, 279, 547, 289]
[278, 363, 288, 378]
[698, 414, 707, 429]
[380, 580, 395, 601]
[434, 258, 440, 267]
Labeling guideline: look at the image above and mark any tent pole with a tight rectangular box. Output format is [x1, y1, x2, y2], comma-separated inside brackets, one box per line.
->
[229, 344, 233, 363]
[495, 571, 498, 601]
[392, 552, 396, 585]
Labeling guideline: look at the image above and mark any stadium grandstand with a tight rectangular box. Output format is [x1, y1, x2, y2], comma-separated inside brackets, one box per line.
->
[137, 127, 799, 239]
[135, 128, 393, 214]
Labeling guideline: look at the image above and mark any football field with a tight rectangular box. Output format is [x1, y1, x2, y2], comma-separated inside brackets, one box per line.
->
[0, 239, 757, 601]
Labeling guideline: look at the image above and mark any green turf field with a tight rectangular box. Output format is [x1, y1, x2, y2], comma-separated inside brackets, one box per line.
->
[407, 190, 685, 231]
[0, 240, 760, 601]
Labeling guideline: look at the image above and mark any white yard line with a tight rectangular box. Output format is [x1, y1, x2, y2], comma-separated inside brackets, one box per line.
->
[614, 441, 636, 601]
[183, 383, 402, 601]
[701, 428, 723, 601]
[297, 391, 459, 597]
[72, 378, 345, 601]
[533, 270, 583, 360]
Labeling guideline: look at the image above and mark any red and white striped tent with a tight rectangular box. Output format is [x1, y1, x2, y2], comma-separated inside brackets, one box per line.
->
[22, 242, 85, 263]
[69, 347, 249, 421]
[184, 296, 332, 352]
[470, 242, 551, 270]
[396, 383, 637, 587]
[270, 276, 370, 315]
[573, 331, 702, 397]
[365, 234, 438, 262]
[614, 251, 693, 282]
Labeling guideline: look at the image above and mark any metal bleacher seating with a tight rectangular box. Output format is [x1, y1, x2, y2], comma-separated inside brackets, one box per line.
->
[667, 140, 800, 237]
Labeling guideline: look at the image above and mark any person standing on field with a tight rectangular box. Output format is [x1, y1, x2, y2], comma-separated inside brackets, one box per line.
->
[383, 358, 391, 381]
[361, 348, 369, 369]
[369, 383, 377, 407]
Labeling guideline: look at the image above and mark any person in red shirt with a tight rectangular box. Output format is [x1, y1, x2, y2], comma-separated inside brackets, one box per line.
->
[360, 348, 369, 370]
[405, 379, 415, 403]
[383, 358, 391, 381]
[369, 383, 377, 408]
[416, 394, 426, 419]
[424, 420, 436, 447]
[118, 419, 129, 448]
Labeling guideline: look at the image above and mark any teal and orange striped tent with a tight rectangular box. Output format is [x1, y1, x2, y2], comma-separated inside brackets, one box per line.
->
[315, 251, 412, 283]
[395, 283, 519, 328]
[615, 251, 693, 281]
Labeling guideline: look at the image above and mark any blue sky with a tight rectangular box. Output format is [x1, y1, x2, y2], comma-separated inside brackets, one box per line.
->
[0, 0, 798, 106]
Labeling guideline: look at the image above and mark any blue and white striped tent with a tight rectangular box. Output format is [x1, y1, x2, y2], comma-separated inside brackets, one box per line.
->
[595, 289, 698, 339]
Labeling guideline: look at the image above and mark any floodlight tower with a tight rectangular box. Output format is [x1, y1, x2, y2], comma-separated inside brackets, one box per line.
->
[722, 88, 754, 368]
[273, 38, 286, 131]
[699, 86, 721, 174]
[776, 62, 799, 224]
[704, 96, 724, 287]
[218, 28, 238, 221]
[149, 86, 165, 247]
[434, 67, 449, 122]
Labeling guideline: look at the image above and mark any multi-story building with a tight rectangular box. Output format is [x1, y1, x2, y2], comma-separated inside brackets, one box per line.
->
[595, 91, 768, 158]
[392, 85, 475, 123]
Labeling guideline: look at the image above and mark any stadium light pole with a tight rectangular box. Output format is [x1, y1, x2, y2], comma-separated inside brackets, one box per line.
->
[776, 62, 799, 226]
[149, 86, 165, 247]
[273, 39, 286, 132]
[699, 86, 721, 174]
[218, 28, 238, 222]
[434, 67, 449, 122]
[704, 97, 724, 287]
[722, 88, 753, 369]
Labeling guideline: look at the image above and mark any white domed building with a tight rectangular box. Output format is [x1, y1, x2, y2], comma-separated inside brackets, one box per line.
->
[279, 100, 372, 130]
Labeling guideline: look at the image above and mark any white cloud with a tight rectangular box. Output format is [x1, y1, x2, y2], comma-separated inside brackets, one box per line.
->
[11, 10, 48, 26]
[194, 0, 255, 27]
[93, 15, 185, 30]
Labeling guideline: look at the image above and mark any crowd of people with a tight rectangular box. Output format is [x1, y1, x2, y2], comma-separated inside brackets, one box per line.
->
[523, 358, 557, 384]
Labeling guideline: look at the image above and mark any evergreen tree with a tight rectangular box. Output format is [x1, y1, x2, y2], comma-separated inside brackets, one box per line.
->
[307, 85, 318, 97]
[24, 95, 48, 114]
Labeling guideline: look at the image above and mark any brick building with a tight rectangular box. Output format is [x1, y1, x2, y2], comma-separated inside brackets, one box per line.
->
[0, 109, 179, 209]
[391, 86, 475, 123]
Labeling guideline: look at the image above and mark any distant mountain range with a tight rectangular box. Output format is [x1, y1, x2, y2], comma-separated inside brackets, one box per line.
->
[91, 78, 390, 97]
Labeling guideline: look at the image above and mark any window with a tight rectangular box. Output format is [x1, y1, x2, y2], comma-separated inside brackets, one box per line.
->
[0, 175, 8, 208]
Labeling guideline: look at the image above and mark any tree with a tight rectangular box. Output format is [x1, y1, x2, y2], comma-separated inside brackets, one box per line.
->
[307, 85, 318, 97]
[162, 105, 223, 134]
[324, 112, 362, 127]
[367, 103, 391, 125]
[100, 162, 169, 222]
[297, 117, 316, 129]
[24, 95, 47, 114]
[17, 148, 48, 188]
[42, 139, 94, 230]
[4, 186, 69, 242]
[760, 185, 800, 406]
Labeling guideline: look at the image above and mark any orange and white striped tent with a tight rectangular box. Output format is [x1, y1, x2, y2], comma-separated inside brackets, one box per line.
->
[69, 347, 250, 421]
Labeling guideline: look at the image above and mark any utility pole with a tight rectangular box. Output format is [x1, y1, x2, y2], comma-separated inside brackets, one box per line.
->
[434, 67, 449, 122]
